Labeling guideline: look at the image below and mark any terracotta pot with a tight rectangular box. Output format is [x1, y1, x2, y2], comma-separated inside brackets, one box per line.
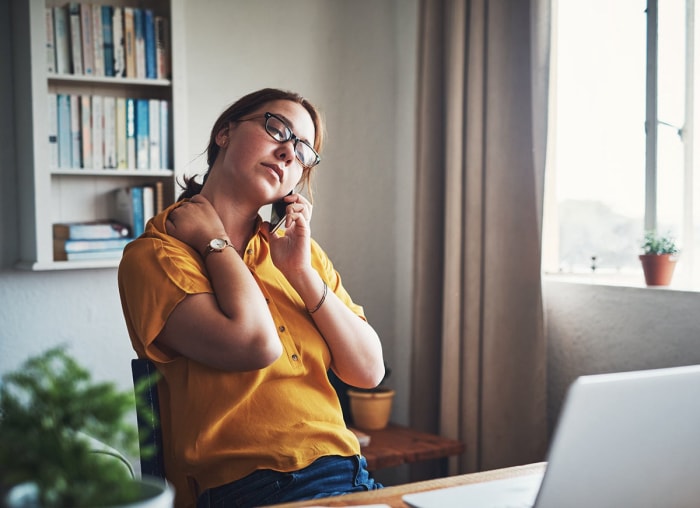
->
[347, 389, 395, 430]
[639, 254, 678, 286]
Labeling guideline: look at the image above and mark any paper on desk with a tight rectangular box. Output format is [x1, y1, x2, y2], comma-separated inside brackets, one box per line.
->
[304, 505, 390, 508]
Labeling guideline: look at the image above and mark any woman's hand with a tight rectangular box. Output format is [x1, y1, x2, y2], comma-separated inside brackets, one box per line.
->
[263, 193, 313, 278]
[166, 194, 227, 254]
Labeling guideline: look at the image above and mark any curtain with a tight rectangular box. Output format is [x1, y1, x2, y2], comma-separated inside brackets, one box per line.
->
[411, 0, 551, 475]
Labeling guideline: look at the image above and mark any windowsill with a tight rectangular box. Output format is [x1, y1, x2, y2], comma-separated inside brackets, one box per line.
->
[542, 272, 700, 294]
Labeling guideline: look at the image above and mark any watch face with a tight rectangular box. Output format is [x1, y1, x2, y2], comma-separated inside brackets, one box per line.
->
[210, 238, 227, 250]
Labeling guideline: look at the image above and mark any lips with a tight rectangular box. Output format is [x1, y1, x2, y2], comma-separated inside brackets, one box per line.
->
[262, 163, 283, 181]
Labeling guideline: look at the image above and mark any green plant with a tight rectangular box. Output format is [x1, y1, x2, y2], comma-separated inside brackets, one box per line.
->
[0, 347, 153, 507]
[641, 230, 680, 255]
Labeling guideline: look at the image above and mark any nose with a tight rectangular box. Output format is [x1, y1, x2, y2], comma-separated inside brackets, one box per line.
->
[275, 140, 295, 165]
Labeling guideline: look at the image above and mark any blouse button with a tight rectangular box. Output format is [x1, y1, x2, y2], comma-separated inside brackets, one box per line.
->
[291, 354, 299, 361]
[279, 325, 286, 333]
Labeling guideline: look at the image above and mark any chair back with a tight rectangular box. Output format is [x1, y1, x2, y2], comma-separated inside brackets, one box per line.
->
[131, 358, 166, 480]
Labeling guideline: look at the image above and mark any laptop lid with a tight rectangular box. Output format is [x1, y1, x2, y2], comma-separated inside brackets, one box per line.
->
[403, 364, 700, 508]
[536, 364, 700, 508]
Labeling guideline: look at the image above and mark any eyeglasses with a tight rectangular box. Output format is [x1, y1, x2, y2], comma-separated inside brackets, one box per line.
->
[244, 112, 321, 168]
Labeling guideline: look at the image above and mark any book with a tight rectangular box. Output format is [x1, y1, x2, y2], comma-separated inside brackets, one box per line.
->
[69, 94, 81, 168]
[55, 236, 131, 254]
[112, 6, 125, 77]
[148, 99, 160, 169]
[80, 95, 92, 169]
[126, 98, 136, 168]
[103, 96, 116, 168]
[113, 186, 144, 238]
[116, 97, 127, 168]
[53, 220, 130, 240]
[57, 94, 71, 168]
[79, 3, 93, 75]
[45, 7, 56, 73]
[91, 95, 103, 170]
[68, 2, 83, 75]
[100, 5, 113, 76]
[144, 9, 156, 79]
[133, 8, 146, 79]
[91, 4, 104, 77]
[123, 7, 135, 78]
[48, 93, 58, 168]
[59, 248, 126, 261]
[154, 181, 164, 214]
[154, 16, 170, 79]
[135, 99, 149, 169]
[142, 185, 155, 225]
[53, 5, 70, 74]
[159, 100, 169, 168]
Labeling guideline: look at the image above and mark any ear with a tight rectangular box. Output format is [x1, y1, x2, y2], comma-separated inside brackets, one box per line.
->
[215, 125, 229, 147]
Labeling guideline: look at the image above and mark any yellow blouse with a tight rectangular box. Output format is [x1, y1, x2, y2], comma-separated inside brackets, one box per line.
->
[118, 201, 362, 508]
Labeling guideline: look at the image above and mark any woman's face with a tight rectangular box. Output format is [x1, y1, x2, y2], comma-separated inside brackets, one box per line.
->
[217, 100, 316, 203]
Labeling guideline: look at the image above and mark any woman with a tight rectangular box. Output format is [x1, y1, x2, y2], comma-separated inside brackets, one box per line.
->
[118, 88, 385, 508]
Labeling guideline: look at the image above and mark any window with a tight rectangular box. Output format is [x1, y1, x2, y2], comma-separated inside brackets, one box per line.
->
[544, 0, 697, 287]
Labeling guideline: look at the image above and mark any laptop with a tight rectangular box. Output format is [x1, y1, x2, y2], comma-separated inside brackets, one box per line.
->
[403, 364, 700, 508]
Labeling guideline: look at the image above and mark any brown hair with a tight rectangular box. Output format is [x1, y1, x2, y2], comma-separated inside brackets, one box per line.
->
[178, 88, 324, 200]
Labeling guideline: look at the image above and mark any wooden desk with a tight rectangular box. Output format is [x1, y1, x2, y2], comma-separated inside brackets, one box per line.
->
[272, 462, 547, 507]
[359, 424, 465, 473]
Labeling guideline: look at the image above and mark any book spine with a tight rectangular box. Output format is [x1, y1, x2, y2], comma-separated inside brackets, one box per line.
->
[54, 6, 70, 75]
[123, 7, 135, 78]
[48, 93, 58, 168]
[58, 237, 131, 253]
[91, 95, 104, 170]
[46, 7, 56, 74]
[116, 97, 127, 169]
[154, 181, 164, 214]
[70, 94, 81, 168]
[79, 3, 93, 76]
[148, 99, 160, 169]
[57, 94, 71, 168]
[126, 98, 136, 168]
[135, 99, 149, 169]
[68, 2, 83, 75]
[112, 6, 125, 78]
[80, 95, 92, 169]
[159, 100, 169, 168]
[113, 187, 144, 238]
[144, 9, 156, 79]
[92, 4, 104, 77]
[103, 96, 117, 168]
[142, 185, 155, 227]
[134, 8, 146, 79]
[53, 221, 130, 240]
[154, 16, 170, 80]
[101, 5, 113, 77]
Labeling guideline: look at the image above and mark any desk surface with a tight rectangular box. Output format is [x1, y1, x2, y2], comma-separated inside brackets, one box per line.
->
[360, 424, 465, 470]
[272, 462, 547, 508]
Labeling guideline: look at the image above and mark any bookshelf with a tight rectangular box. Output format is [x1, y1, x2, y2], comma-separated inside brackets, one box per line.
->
[11, 0, 185, 270]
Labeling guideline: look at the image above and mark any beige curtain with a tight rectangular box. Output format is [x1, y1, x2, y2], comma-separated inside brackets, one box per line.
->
[411, 0, 550, 475]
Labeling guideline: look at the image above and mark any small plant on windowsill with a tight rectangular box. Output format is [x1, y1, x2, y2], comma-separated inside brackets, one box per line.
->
[639, 230, 680, 286]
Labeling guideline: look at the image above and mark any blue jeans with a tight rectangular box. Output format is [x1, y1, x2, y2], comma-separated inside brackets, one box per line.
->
[197, 455, 382, 508]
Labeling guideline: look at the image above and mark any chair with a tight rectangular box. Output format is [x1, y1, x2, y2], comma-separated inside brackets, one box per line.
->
[131, 358, 166, 480]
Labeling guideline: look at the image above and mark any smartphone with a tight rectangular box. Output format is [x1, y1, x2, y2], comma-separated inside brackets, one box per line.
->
[270, 191, 292, 233]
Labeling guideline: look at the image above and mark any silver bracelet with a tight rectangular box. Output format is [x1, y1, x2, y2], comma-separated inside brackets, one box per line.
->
[307, 281, 328, 314]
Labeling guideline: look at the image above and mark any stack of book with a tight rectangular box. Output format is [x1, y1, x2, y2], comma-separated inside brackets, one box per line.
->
[48, 93, 169, 170]
[47, 2, 170, 80]
[53, 220, 131, 261]
[113, 182, 164, 240]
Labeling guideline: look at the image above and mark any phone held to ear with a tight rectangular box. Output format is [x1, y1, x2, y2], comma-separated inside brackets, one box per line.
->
[270, 191, 293, 234]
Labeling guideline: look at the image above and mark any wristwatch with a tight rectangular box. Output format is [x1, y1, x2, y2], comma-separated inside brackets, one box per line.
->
[203, 238, 234, 260]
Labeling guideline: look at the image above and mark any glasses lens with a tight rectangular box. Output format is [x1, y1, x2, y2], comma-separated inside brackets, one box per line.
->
[295, 141, 320, 168]
[265, 115, 291, 142]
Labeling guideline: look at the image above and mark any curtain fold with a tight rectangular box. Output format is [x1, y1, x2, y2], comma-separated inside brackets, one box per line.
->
[411, 0, 551, 475]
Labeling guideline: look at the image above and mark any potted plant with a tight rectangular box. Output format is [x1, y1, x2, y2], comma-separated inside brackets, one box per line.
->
[345, 366, 395, 431]
[0, 346, 174, 508]
[639, 230, 680, 286]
